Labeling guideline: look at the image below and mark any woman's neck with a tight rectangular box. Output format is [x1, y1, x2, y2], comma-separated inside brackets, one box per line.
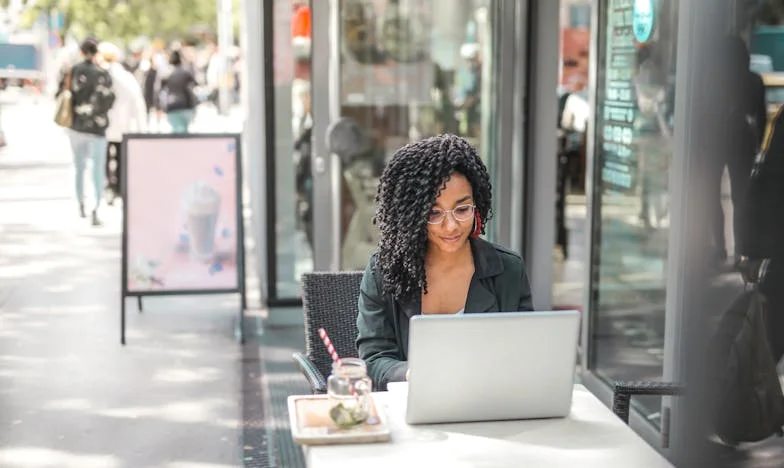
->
[425, 240, 473, 271]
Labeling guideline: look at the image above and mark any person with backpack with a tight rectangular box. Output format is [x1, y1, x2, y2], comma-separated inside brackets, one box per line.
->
[58, 37, 116, 226]
[709, 36, 767, 264]
[159, 50, 198, 133]
[706, 37, 784, 449]
[746, 104, 784, 363]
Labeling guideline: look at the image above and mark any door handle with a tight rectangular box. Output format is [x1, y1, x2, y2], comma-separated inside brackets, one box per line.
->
[313, 155, 328, 174]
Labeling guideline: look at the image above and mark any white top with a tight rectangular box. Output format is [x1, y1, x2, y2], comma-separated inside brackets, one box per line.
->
[105, 62, 147, 143]
[304, 383, 673, 468]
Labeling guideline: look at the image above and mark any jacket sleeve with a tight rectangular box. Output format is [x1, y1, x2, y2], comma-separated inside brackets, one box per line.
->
[518, 258, 534, 311]
[356, 256, 408, 390]
[95, 72, 116, 116]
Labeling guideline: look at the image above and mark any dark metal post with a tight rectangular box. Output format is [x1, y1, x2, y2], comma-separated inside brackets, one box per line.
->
[121, 296, 126, 345]
[238, 297, 246, 345]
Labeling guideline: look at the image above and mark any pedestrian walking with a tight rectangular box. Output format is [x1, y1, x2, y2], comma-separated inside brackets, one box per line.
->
[58, 37, 116, 225]
[160, 50, 198, 134]
[98, 42, 147, 205]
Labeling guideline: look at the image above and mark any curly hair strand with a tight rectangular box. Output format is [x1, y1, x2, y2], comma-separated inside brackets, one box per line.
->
[373, 134, 492, 303]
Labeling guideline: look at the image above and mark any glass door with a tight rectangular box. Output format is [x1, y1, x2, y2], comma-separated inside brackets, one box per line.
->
[584, 0, 679, 426]
[265, 0, 316, 303]
[310, 0, 502, 273]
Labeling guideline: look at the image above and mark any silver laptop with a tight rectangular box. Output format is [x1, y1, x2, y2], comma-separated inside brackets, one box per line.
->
[405, 310, 580, 425]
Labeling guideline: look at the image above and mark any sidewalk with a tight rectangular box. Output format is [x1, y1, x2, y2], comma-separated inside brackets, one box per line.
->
[0, 96, 262, 468]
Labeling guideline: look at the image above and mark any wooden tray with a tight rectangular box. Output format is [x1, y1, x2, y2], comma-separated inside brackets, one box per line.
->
[287, 394, 391, 445]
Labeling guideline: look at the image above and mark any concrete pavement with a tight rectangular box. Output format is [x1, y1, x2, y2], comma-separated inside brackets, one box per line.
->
[0, 95, 258, 468]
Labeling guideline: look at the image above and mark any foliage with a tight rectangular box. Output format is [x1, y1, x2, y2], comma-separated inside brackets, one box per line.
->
[15, 0, 241, 44]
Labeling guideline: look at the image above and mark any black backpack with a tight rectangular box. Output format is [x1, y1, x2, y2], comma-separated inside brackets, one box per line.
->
[708, 261, 784, 444]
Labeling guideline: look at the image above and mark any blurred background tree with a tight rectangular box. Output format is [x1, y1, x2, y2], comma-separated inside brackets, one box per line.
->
[13, 0, 240, 44]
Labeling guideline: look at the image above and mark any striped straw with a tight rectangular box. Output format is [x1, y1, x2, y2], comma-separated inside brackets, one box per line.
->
[318, 328, 341, 364]
[318, 327, 357, 397]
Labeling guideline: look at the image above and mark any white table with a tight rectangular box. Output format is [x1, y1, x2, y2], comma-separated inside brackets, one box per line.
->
[304, 383, 673, 468]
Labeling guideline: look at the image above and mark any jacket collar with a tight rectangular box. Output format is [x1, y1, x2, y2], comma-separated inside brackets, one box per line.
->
[470, 237, 504, 279]
[399, 237, 504, 318]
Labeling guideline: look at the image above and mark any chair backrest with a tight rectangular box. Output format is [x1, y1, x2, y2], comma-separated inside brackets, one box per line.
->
[301, 271, 364, 380]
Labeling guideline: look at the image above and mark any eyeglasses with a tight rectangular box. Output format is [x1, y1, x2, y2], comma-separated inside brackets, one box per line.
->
[427, 204, 475, 225]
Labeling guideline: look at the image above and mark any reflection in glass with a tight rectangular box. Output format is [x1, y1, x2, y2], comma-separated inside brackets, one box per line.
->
[270, 0, 499, 297]
[553, 1, 591, 313]
[337, 0, 498, 271]
[273, 0, 314, 299]
[589, 0, 679, 423]
[740, 2, 784, 386]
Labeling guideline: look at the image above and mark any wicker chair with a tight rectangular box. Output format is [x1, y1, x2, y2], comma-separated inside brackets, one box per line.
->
[292, 271, 364, 394]
[612, 381, 684, 424]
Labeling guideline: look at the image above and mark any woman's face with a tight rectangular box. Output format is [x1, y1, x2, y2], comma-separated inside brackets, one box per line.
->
[426, 172, 475, 255]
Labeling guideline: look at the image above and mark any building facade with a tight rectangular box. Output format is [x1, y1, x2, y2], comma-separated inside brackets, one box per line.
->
[240, 0, 781, 461]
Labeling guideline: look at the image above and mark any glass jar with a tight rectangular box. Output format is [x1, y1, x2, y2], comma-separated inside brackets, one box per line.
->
[327, 357, 373, 428]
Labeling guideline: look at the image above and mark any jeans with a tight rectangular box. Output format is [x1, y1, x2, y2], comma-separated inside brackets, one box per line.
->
[167, 109, 194, 134]
[67, 130, 108, 211]
[711, 156, 754, 259]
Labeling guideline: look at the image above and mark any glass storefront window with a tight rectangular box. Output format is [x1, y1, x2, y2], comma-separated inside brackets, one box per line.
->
[271, 0, 314, 299]
[589, 0, 679, 423]
[553, 0, 592, 312]
[747, 0, 784, 384]
[268, 0, 501, 298]
[340, 0, 494, 270]
[336, 0, 499, 271]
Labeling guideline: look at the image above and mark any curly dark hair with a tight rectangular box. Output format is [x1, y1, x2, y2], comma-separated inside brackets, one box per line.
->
[373, 134, 492, 303]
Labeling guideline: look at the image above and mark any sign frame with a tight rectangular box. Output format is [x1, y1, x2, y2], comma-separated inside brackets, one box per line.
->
[119, 133, 247, 345]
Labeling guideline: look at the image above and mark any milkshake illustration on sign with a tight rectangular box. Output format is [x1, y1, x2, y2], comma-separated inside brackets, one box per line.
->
[184, 181, 221, 262]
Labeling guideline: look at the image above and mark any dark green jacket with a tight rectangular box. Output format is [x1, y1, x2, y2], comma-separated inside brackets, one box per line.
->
[356, 237, 534, 390]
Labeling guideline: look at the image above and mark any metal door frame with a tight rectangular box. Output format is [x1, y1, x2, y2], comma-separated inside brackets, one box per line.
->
[310, 0, 343, 272]
[521, 0, 559, 310]
[578, 0, 666, 450]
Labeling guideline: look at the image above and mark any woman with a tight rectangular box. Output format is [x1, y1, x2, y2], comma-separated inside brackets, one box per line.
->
[356, 134, 534, 390]
[160, 50, 198, 133]
[98, 42, 147, 204]
[58, 37, 115, 226]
